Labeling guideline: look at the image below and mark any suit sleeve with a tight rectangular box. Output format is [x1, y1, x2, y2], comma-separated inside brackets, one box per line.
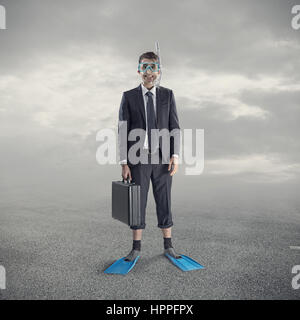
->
[118, 92, 130, 164]
[169, 90, 181, 157]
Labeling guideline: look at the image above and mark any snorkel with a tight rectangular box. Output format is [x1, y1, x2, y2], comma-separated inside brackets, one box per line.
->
[154, 41, 162, 86]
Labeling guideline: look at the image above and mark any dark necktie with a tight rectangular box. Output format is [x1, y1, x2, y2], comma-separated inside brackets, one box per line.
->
[146, 91, 158, 153]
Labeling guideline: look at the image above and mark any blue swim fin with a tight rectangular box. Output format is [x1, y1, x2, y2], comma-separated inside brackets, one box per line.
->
[165, 253, 204, 271]
[104, 256, 140, 274]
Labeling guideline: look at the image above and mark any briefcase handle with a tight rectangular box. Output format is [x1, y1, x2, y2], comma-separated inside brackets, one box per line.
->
[122, 177, 132, 184]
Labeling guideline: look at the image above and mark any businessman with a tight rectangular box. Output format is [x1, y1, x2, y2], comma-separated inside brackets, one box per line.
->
[118, 51, 181, 262]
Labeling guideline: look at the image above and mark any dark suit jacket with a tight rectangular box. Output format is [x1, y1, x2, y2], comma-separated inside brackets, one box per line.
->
[118, 84, 180, 166]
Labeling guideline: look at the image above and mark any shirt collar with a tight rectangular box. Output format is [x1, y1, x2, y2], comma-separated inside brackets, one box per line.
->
[141, 82, 156, 97]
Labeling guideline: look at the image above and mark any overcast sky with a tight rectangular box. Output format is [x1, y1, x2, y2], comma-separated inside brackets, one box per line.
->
[1, 0, 300, 205]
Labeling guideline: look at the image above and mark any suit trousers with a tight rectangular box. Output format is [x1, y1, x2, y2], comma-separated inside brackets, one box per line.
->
[129, 148, 173, 230]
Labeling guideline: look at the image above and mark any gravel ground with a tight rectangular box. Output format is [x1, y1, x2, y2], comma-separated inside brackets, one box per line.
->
[1, 191, 300, 300]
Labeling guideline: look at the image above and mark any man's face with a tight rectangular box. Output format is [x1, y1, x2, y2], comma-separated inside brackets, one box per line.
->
[137, 58, 161, 87]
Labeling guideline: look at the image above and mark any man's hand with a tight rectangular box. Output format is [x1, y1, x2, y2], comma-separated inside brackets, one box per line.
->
[168, 156, 179, 176]
[121, 164, 132, 181]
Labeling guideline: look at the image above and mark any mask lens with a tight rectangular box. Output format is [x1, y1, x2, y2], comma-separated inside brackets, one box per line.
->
[142, 63, 149, 71]
[150, 63, 158, 71]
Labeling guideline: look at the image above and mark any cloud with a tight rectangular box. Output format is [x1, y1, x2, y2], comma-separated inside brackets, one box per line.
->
[205, 153, 300, 183]
[0, 0, 299, 186]
[0, 47, 139, 138]
[1, 0, 299, 77]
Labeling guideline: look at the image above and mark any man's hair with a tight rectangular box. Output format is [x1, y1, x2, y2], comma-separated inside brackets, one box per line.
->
[138, 51, 159, 64]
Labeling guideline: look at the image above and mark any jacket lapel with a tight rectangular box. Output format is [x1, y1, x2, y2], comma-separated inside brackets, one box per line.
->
[137, 84, 146, 126]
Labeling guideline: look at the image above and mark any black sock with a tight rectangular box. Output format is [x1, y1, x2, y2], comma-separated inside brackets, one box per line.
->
[163, 237, 173, 250]
[132, 240, 141, 251]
